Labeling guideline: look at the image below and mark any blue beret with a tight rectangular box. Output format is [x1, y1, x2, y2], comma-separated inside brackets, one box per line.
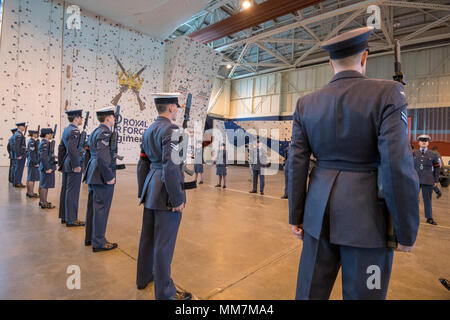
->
[66, 109, 83, 117]
[321, 27, 373, 60]
[11, 128, 18, 133]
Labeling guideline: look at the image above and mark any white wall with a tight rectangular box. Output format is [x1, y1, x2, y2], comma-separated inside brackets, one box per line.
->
[0, 0, 221, 166]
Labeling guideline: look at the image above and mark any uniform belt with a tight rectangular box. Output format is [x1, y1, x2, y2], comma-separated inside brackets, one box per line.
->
[316, 160, 378, 172]
[151, 163, 163, 170]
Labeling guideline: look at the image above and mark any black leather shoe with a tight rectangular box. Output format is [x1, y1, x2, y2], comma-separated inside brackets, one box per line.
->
[215, 184, 221, 188]
[169, 290, 192, 300]
[137, 277, 154, 290]
[439, 278, 450, 291]
[222, 185, 226, 189]
[93, 242, 118, 252]
[32, 193, 39, 198]
[66, 220, 85, 227]
[199, 181, 203, 185]
[281, 195, 288, 199]
[249, 190, 257, 194]
[14, 184, 26, 188]
[61, 220, 66, 224]
[26, 193, 34, 198]
[40, 202, 55, 209]
[427, 218, 437, 225]
[436, 192, 442, 199]
[260, 191, 264, 195]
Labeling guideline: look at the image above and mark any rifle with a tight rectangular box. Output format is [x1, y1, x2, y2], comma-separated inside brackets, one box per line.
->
[78, 111, 90, 156]
[50, 124, 58, 165]
[393, 39, 405, 85]
[36, 125, 40, 145]
[111, 105, 126, 170]
[378, 39, 407, 249]
[179, 93, 196, 189]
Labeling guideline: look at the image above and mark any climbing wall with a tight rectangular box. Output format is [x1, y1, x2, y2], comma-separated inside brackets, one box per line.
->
[0, 0, 221, 166]
[0, 0, 64, 164]
[164, 36, 222, 133]
[61, 3, 165, 163]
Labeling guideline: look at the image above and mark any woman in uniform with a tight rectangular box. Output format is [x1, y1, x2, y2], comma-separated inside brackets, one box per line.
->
[26, 130, 40, 198]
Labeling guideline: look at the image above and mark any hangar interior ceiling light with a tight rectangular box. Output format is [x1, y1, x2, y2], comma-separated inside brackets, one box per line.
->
[242, 0, 252, 10]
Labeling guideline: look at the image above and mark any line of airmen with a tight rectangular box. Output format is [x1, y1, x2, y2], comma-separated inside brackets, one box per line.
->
[7, 97, 192, 300]
[7, 108, 120, 252]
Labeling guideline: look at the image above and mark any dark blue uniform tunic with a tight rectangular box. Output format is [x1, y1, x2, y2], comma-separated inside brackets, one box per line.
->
[215, 149, 227, 176]
[62, 123, 83, 223]
[136, 116, 186, 300]
[27, 138, 40, 182]
[38, 139, 56, 189]
[84, 124, 115, 249]
[12, 130, 26, 185]
[413, 149, 440, 219]
[8, 135, 16, 183]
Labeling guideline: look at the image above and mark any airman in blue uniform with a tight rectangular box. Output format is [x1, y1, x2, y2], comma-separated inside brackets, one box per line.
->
[7, 128, 18, 184]
[12, 122, 27, 188]
[84, 107, 117, 252]
[58, 138, 67, 224]
[61, 110, 85, 227]
[83, 145, 94, 247]
[26, 130, 40, 198]
[249, 138, 267, 195]
[38, 128, 56, 209]
[215, 143, 227, 188]
[288, 27, 420, 300]
[413, 134, 440, 225]
[136, 93, 192, 300]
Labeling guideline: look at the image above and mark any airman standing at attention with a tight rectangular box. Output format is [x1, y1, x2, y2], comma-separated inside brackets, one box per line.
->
[38, 128, 56, 209]
[7, 128, 18, 184]
[413, 135, 441, 225]
[136, 93, 192, 300]
[84, 107, 117, 252]
[26, 130, 40, 198]
[289, 27, 420, 300]
[12, 122, 27, 188]
[61, 110, 85, 227]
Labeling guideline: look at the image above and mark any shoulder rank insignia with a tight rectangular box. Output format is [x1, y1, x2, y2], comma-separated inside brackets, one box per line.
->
[170, 142, 179, 151]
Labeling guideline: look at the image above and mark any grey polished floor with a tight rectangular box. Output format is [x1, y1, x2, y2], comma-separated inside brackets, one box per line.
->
[0, 165, 449, 299]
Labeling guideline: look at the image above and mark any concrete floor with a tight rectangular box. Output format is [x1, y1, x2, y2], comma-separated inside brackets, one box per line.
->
[0, 165, 449, 300]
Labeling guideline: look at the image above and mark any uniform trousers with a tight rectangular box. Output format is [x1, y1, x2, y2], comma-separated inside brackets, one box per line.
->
[14, 157, 26, 185]
[252, 169, 264, 192]
[420, 184, 434, 219]
[136, 208, 182, 300]
[59, 172, 67, 221]
[296, 210, 393, 300]
[89, 184, 115, 248]
[65, 172, 82, 223]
